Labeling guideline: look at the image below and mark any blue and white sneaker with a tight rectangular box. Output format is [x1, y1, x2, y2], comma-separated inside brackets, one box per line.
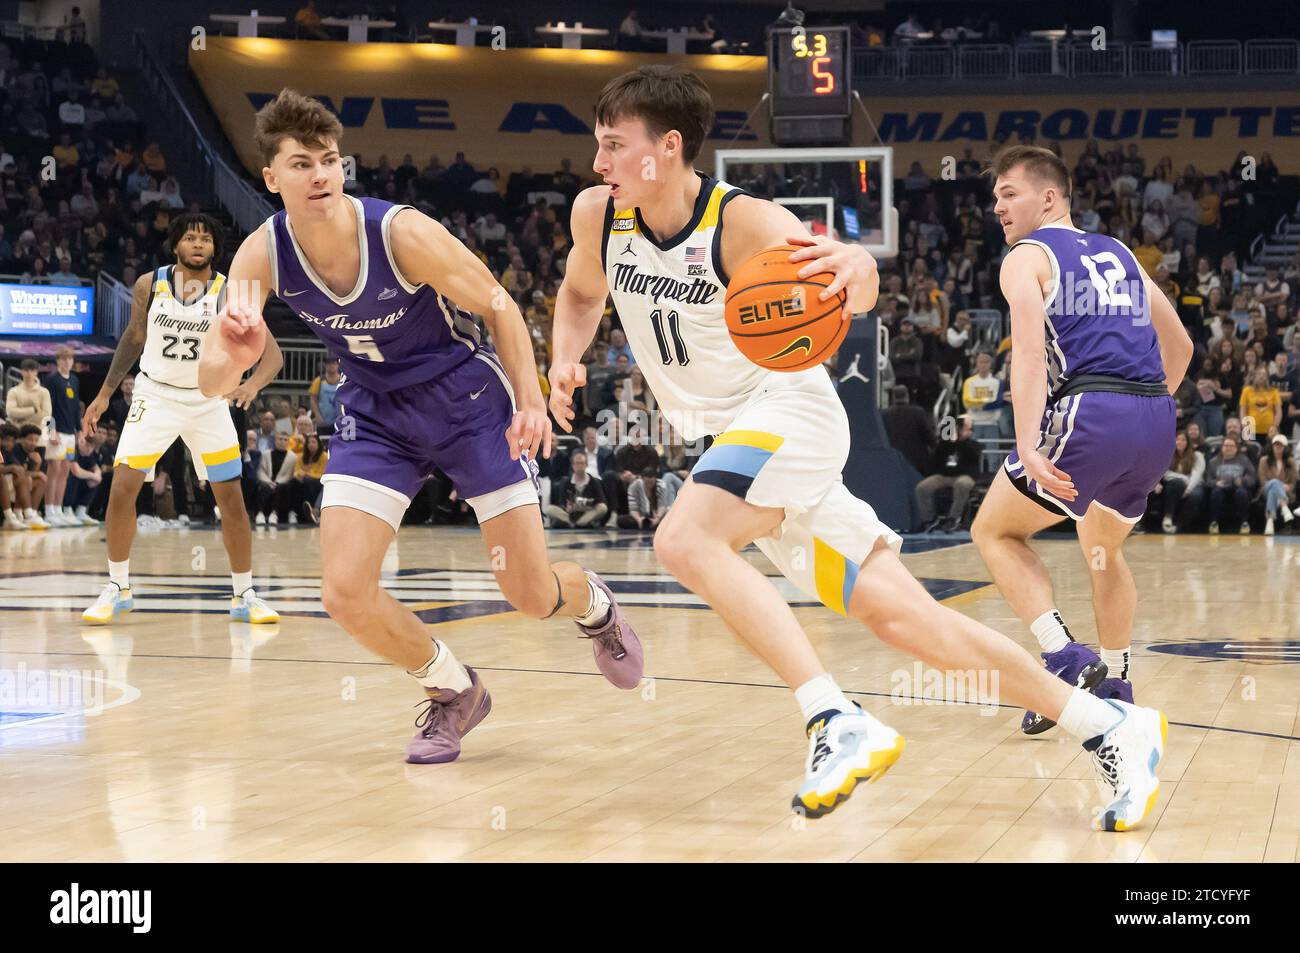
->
[792, 707, 906, 819]
[230, 589, 279, 624]
[82, 582, 133, 625]
[1083, 698, 1168, 832]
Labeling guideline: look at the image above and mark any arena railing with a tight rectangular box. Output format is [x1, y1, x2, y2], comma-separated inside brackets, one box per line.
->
[133, 30, 274, 236]
[852, 38, 1298, 80]
[276, 341, 331, 388]
[96, 272, 134, 339]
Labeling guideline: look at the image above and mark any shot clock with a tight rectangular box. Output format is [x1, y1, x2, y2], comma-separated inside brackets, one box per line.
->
[767, 26, 852, 145]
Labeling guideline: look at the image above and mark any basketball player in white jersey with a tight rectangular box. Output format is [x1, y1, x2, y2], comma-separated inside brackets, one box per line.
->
[81, 213, 281, 625]
[551, 66, 1167, 830]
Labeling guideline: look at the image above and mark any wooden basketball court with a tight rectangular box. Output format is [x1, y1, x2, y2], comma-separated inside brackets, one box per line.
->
[1, 524, 1297, 862]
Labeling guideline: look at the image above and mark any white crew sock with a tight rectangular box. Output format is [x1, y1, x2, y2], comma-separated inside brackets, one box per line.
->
[108, 559, 130, 590]
[574, 577, 611, 627]
[1030, 609, 1073, 654]
[408, 638, 472, 693]
[1057, 688, 1123, 741]
[1100, 646, 1131, 682]
[24, 508, 42, 520]
[232, 570, 253, 598]
[795, 674, 855, 725]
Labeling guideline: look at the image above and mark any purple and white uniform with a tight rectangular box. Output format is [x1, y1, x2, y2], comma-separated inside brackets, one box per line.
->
[266, 195, 536, 531]
[1003, 223, 1176, 522]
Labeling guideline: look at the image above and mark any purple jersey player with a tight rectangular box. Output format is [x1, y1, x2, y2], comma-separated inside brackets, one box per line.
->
[970, 146, 1191, 777]
[198, 89, 643, 765]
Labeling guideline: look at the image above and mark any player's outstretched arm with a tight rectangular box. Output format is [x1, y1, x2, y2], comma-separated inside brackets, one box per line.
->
[389, 209, 551, 460]
[199, 225, 273, 398]
[721, 195, 880, 318]
[550, 186, 613, 432]
[1140, 273, 1194, 396]
[1001, 243, 1075, 499]
[82, 272, 151, 436]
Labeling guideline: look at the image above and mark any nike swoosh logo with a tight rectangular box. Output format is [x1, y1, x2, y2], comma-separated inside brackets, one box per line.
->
[469, 386, 487, 400]
[766, 336, 813, 361]
[282, 289, 307, 297]
[456, 683, 485, 733]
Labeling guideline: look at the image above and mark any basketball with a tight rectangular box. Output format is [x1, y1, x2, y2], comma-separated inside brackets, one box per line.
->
[725, 245, 849, 372]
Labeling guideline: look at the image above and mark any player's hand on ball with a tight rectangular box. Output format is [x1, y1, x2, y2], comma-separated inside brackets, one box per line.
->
[547, 362, 586, 433]
[217, 301, 267, 370]
[786, 234, 880, 320]
[507, 404, 553, 461]
[82, 393, 108, 438]
[1020, 448, 1077, 501]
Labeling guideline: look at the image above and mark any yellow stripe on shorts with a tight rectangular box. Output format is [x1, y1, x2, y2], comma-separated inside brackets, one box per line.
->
[813, 537, 861, 617]
[201, 445, 240, 466]
[710, 430, 785, 453]
[116, 452, 163, 470]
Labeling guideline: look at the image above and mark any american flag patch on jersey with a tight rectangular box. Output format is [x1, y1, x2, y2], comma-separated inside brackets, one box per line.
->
[685, 246, 705, 262]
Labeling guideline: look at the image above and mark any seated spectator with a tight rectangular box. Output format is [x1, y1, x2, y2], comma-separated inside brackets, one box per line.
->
[288, 413, 315, 454]
[91, 67, 119, 101]
[915, 415, 983, 533]
[1205, 435, 1257, 534]
[287, 433, 327, 523]
[607, 327, 633, 365]
[545, 450, 608, 528]
[1154, 430, 1204, 534]
[1, 424, 48, 528]
[1258, 434, 1296, 536]
[1268, 352, 1296, 404]
[1192, 358, 1230, 437]
[64, 432, 102, 524]
[889, 319, 924, 397]
[882, 383, 935, 474]
[10, 425, 50, 523]
[603, 421, 661, 519]
[619, 466, 675, 530]
[254, 431, 297, 525]
[579, 426, 612, 478]
[255, 410, 278, 453]
[105, 94, 137, 124]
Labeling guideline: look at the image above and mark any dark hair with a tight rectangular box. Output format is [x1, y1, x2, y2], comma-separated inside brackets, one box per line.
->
[0, 424, 18, 439]
[19, 358, 38, 371]
[167, 211, 224, 263]
[594, 65, 713, 164]
[891, 384, 910, 403]
[641, 466, 658, 478]
[302, 433, 323, 465]
[989, 145, 1071, 200]
[571, 449, 587, 463]
[18, 424, 42, 438]
[253, 88, 344, 169]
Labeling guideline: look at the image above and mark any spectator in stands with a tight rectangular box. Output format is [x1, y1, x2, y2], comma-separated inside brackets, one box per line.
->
[255, 410, 278, 453]
[287, 433, 327, 523]
[607, 327, 633, 365]
[961, 351, 1003, 447]
[63, 432, 102, 525]
[1154, 430, 1204, 534]
[619, 466, 675, 531]
[105, 94, 136, 124]
[1193, 358, 1229, 437]
[1270, 352, 1297, 404]
[254, 431, 296, 525]
[604, 422, 661, 521]
[1133, 229, 1163, 277]
[889, 319, 924, 398]
[91, 67, 119, 101]
[915, 415, 982, 533]
[309, 356, 342, 432]
[1258, 434, 1297, 536]
[580, 426, 612, 478]
[58, 91, 85, 129]
[545, 450, 609, 528]
[1205, 434, 1256, 534]
[1240, 367, 1281, 446]
[882, 384, 935, 475]
[1, 424, 48, 528]
[5, 358, 52, 433]
[617, 10, 643, 52]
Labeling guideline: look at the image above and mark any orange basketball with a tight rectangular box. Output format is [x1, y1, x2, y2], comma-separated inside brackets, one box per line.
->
[725, 245, 849, 372]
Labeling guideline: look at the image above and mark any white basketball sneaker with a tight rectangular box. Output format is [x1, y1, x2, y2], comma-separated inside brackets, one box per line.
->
[1084, 698, 1168, 832]
[792, 706, 906, 819]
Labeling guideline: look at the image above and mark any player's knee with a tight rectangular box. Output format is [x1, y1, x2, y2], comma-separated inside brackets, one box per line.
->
[320, 574, 374, 627]
[653, 524, 701, 582]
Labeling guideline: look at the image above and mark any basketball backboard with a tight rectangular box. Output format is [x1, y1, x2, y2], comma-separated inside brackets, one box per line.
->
[714, 147, 897, 259]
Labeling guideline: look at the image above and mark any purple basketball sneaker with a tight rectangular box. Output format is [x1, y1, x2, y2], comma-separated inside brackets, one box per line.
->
[1022, 642, 1108, 735]
[1093, 678, 1134, 704]
[577, 571, 644, 690]
[405, 666, 492, 764]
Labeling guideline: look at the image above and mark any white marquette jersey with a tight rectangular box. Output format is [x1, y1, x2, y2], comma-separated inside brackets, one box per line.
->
[602, 173, 818, 440]
[139, 265, 227, 388]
